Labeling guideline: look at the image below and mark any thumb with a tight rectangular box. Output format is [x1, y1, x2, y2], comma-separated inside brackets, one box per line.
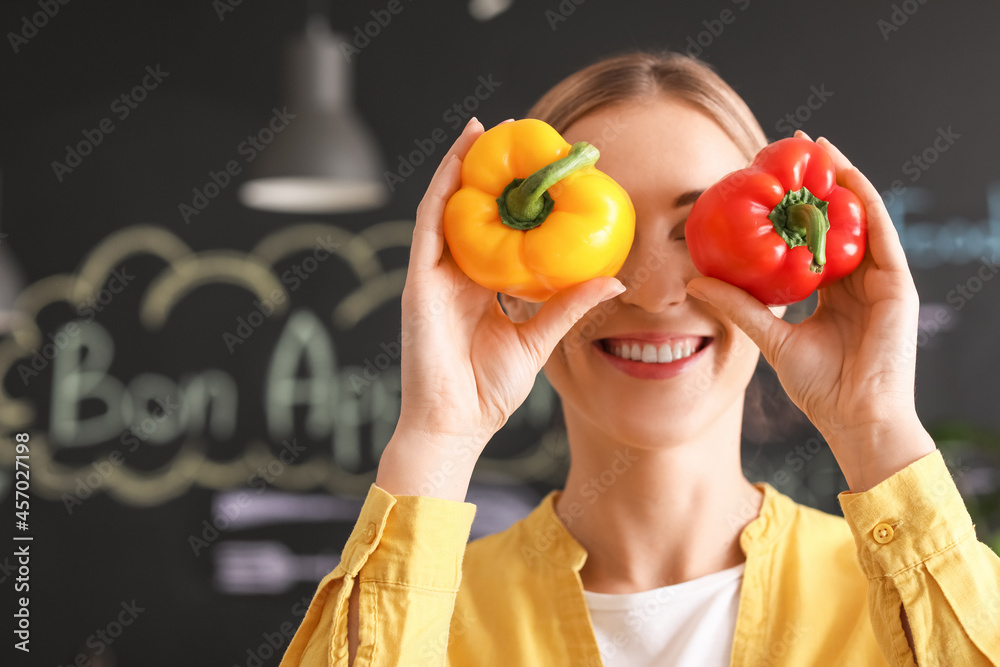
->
[686, 276, 789, 365]
[517, 277, 626, 367]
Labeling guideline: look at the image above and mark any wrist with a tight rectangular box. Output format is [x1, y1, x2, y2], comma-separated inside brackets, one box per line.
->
[375, 429, 481, 502]
[825, 413, 936, 493]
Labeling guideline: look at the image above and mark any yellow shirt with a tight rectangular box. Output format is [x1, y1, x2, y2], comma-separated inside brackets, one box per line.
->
[280, 450, 1000, 666]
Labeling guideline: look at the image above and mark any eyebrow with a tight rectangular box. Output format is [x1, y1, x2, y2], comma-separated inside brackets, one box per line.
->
[674, 190, 704, 208]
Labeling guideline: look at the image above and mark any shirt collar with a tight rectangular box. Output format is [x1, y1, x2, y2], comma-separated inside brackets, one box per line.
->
[521, 490, 589, 571]
[739, 482, 797, 555]
[521, 481, 797, 571]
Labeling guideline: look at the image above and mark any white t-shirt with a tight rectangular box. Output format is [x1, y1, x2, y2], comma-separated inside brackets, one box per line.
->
[583, 561, 745, 666]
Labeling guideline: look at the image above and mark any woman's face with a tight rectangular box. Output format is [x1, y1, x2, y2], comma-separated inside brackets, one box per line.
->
[505, 96, 773, 447]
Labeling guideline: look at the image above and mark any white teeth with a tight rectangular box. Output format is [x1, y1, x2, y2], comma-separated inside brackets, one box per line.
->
[607, 339, 701, 363]
[657, 344, 673, 363]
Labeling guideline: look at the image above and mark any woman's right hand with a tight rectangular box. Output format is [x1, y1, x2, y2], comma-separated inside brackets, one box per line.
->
[375, 117, 626, 501]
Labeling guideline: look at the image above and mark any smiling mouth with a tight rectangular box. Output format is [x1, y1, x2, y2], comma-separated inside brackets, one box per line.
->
[598, 337, 711, 364]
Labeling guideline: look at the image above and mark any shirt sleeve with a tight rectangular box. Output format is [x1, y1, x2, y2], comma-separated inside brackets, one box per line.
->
[280, 484, 477, 667]
[838, 449, 1000, 666]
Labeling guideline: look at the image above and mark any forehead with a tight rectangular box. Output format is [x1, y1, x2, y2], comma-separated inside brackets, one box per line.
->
[561, 97, 749, 205]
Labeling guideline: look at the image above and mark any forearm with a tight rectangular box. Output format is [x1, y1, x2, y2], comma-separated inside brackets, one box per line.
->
[825, 411, 936, 493]
[375, 429, 482, 502]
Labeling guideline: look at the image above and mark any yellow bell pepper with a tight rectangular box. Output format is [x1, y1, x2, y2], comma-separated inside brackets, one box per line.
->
[443, 119, 635, 302]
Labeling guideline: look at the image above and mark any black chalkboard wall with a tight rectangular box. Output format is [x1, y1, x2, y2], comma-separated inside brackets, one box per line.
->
[2, 0, 999, 665]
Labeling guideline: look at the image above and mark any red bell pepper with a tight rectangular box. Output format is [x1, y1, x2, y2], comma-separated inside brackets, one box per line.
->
[685, 137, 867, 305]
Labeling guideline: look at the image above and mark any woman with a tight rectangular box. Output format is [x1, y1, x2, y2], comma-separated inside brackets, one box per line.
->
[281, 53, 1000, 666]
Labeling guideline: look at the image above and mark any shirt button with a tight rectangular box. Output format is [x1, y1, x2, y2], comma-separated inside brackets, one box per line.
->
[363, 522, 377, 544]
[873, 523, 894, 544]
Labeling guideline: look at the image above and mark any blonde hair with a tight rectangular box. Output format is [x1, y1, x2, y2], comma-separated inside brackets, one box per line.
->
[527, 51, 767, 162]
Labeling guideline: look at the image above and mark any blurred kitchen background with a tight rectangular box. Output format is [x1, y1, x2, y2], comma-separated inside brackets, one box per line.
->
[1, 0, 998, 665]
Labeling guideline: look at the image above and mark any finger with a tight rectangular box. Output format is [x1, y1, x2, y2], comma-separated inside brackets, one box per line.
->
[816, 137, 909, 272]
[794, 129, 812, 141]
[410, 154, 462, 270]
[411, 119, 486, 271]
[429, 117, 484, 183]
[685, 276, 790, 366]
[428, 118, 508, 184]
[814, 135, 854, 172]
[516, 277, 626, 368]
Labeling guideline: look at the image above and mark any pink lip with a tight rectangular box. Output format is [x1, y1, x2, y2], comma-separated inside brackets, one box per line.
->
[593, 337, 712, 380]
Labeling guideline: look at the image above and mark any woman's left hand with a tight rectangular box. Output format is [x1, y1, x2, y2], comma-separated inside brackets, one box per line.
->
[686, 131, 936, 492]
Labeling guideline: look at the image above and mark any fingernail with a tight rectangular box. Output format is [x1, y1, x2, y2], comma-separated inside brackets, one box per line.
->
[795, 130, 813, 141]
[686, 286, 707, 301]
[500, 118, 515, 124]
[603, 283, 626, 300]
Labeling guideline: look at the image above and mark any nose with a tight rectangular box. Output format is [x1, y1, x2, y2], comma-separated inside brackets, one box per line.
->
[615, 232, 696, 313]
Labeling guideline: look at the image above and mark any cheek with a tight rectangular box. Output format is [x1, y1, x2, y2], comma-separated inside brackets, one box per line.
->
[541, 328, 590, 399]
[572, 298, 621, 342]
[540, 343, 571, 406]
[548, 327, 590, 382]
[544, 299, 613, 360]
[722, 327, 762, 385]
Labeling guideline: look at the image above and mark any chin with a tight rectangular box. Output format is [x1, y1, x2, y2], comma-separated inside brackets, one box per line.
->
[586, 393, 718, 447]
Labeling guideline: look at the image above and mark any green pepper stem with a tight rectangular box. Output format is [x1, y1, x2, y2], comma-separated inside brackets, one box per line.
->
[497, 142, 599, 231]
[767, 188, 832, 275]
[785, 203, 829, 273]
